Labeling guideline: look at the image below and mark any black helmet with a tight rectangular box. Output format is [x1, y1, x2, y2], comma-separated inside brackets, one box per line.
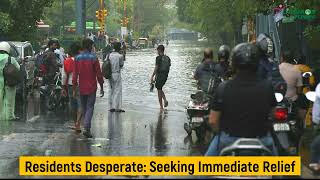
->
[256, 33, 274, 57]
[218, 45, 230, 60]
[47, 38, 59, 47]
[231, 43, 259, 71]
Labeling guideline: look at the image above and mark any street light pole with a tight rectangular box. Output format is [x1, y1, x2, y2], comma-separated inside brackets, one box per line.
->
[76, 0, 86, 36]
[61, 0, 65, 37]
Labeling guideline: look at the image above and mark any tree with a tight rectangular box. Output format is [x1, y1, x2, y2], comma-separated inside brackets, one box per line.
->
[133, 0, 169, 37]
[0, 0, 54, 41]
[176, 0, 320, 46]
[43, 0, 75, 36]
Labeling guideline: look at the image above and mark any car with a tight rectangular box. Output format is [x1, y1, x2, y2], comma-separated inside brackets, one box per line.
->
[138, 38, 149, 48]
[7, 41, 36, 102]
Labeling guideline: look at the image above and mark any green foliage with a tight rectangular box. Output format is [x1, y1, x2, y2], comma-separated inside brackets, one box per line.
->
[0, 0, 54, 41]
[0, 12, 11, 33]
[176, 0, 320, 45]
[133, 0, 169, 37]
[43, 0, 75, 35]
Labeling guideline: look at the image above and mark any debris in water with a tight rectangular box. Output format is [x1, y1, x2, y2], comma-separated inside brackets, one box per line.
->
[45, 150, 53, 156]
[91, 144, 102, 148]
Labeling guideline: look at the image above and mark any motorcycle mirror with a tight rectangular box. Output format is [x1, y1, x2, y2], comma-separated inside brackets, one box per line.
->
[306, 91, 316, 102]
[302, 72, 312, 78]
[275, 93, 284, 103]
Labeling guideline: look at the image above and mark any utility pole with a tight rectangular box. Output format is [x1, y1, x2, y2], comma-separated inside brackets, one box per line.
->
[61, 0, 65, 37]
[76, 0, 86, 36]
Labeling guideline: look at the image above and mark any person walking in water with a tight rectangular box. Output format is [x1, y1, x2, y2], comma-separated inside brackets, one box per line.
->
[150, 45, 171, 111]
[62, 42, 82, 132]
[108, 42, 125, 113]
[73, 38, 104, 138]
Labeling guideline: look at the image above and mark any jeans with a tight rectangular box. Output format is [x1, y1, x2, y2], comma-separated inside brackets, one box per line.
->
[80, 92, 96, 131]
[311, 135, 320, 163]
[205, 131, 278, 156]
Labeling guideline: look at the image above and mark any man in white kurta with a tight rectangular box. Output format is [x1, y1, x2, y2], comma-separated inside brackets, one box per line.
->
[108, 42, 125, 112]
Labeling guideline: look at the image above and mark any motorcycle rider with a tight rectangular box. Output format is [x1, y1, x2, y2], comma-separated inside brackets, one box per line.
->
[205, 43, 278, 156]
[256, 33, 287, 96]
[194, 48, 223, 93]
[279, 50, 308, 129]
[216, 45, 232, 79]
[294, 53, 316, 93]
[43, 39, 62, 85]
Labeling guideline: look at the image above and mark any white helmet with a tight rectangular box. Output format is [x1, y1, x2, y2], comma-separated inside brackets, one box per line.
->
[0, 42, 11, 54]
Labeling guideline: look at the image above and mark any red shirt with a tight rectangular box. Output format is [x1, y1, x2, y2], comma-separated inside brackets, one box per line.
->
[72, 51, 104, 95]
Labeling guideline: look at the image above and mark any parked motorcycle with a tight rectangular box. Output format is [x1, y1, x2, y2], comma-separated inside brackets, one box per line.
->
[40, 71, 67, 112]
[184, 91, 211, 141]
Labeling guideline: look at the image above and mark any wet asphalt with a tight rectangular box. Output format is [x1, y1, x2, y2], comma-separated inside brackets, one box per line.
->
[0, 41, 315, 178]
[0, 41, 210, 178]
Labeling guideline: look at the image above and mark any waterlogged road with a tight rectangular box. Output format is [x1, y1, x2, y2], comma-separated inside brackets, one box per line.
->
[0, 41, 315, 178]
[0, 41, 211, 178]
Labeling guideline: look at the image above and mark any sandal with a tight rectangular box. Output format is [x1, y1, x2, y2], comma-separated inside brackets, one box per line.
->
[164, 101, 169, 107]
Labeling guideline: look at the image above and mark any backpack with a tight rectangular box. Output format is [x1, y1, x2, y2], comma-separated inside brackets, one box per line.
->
[102, 54, 112, 79]
[64, 57, 74, 74]
[158, 55, 171, 73]
[200, 63, 223, 95]
[261, 60, 287, 95]
[3, 56, 21, 87]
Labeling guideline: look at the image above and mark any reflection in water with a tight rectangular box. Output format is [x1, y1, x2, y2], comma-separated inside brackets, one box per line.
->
[0, 120, 13, 135]
[16, 92, 41, 122]
[154, 111, 168, 155]
[106, 112, 122, 155]
[69, 134, 93, 156]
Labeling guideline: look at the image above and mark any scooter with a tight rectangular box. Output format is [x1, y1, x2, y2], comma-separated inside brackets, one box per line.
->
[184, 91, 211, 141]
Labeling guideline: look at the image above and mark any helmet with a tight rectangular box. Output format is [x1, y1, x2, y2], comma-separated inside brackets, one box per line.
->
[231, 43, 259, 70]
[218, 45, 230, 60]
[0, 41, 11, 54]
[256, 33, 274, 57]
[47, 38, 59, 47]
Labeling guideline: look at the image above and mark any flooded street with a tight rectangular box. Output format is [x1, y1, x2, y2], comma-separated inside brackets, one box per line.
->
[0, 41, 211, 178]
[0, 41, 316, 178]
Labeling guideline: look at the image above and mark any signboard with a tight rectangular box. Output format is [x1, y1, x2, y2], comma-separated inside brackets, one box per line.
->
[284, 8, 317, 21]
[121, 27, 127, 36]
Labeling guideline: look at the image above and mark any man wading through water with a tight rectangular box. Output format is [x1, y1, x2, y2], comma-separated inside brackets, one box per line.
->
[73, 39, 104, 138]
[108, 42, 125, 113]
[150, 45, 171, 111]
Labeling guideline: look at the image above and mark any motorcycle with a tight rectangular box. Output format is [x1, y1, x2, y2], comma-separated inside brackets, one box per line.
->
[184, 91, 211, 141]
[271, 93, 302, 156]
[40, 71, 67, 112]
[214, 138, 272, 179]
